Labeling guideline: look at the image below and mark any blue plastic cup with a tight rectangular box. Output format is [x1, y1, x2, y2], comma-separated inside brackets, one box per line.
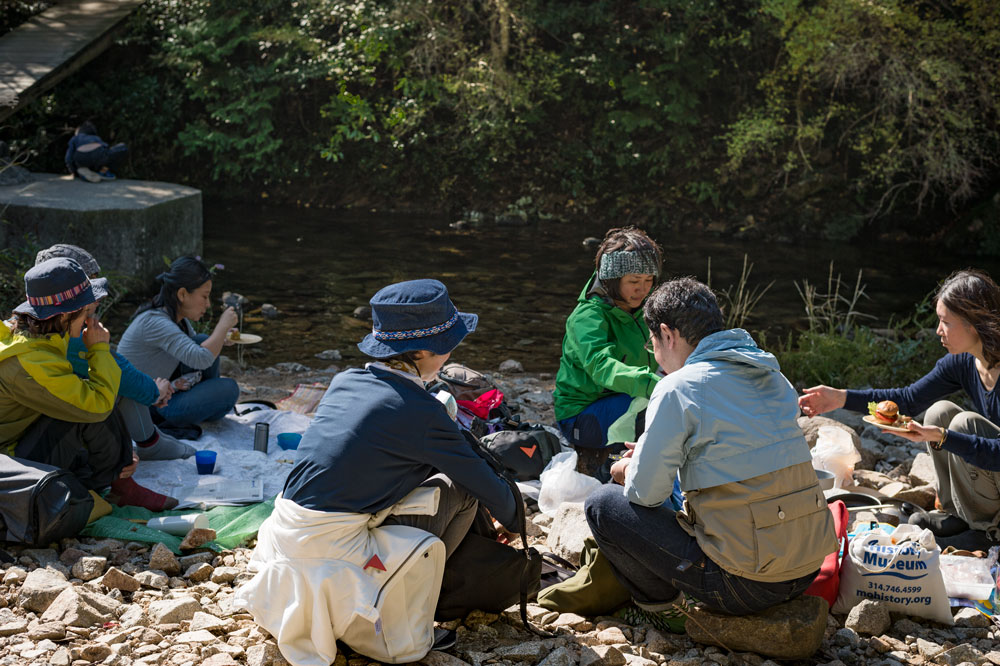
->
[277, 433, 302, 450]
[195, 450, 217, 475]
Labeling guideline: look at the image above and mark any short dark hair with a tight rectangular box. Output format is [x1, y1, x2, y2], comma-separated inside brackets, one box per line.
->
[11, 310, 83, 337]
[643, 277, 724, 346]
[594, 226, 662, 303]
[936, 269, 1000, 369]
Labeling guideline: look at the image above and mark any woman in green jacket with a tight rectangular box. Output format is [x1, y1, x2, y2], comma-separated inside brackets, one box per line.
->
[553, 227, 662, 477]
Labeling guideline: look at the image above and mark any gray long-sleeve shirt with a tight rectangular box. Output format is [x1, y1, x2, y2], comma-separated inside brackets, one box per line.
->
[116, 308, 216, 380]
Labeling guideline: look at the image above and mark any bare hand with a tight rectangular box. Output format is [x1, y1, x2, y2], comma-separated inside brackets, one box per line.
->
[610, 458, 631, 485]
[217, 307, 239, 332]
[885, 420, 941, 444]
[172, 377, 192, 392]
[81, 317, 110, 347]
[118, 453, 139, 479]
[223, 327, 238, 346]
[154, 378, 173, 407]
[798, 385, 847, 416]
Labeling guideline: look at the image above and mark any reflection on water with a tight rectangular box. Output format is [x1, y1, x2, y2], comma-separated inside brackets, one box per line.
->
[198, 201, 1000, 373]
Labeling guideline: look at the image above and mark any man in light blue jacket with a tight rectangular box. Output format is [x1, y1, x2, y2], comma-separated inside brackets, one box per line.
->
[586, 278, 836, 633]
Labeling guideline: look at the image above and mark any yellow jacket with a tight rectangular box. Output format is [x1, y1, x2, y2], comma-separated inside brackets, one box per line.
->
[0, 321, 121, 449]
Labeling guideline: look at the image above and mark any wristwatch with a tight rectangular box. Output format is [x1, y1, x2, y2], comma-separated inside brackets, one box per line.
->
[929, 427, 948, 450]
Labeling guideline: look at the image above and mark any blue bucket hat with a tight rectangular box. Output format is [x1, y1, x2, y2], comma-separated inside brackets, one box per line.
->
[13, 258, 97, 320]
[34, 244, 108, 300]
[358, 279, 478, 359]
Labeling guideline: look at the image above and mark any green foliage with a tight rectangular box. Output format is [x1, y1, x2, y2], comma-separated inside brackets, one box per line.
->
[0, 228, 40, 313]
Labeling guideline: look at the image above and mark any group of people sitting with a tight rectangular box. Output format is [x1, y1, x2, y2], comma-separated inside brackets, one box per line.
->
[1, 246, 240, 540]
[3, 227, 1000, 663]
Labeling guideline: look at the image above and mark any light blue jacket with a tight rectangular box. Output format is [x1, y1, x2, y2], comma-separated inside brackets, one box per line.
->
[626, 328, 811, 506]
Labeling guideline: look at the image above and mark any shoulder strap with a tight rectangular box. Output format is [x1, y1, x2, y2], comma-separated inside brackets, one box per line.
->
[461, 430, 553, 637]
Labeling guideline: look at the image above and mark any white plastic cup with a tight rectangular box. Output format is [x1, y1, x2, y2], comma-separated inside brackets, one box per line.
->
[146, 514, 209, 536]
[434, 390, 458, 420]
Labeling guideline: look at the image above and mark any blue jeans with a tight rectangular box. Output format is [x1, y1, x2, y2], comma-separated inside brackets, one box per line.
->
[585, 484, 817, 615]
[154, 336, 239, 427]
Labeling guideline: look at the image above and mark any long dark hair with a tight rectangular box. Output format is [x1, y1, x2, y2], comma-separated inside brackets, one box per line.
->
[936, 269, 1000, 369]
[136, 256, 212, 322]
[594, 226, 663, 302]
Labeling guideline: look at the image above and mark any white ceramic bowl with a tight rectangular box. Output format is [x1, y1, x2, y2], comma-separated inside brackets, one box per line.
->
[815, 468, 836, 491]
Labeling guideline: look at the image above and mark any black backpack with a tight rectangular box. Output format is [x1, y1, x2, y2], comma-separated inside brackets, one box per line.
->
[435, 431, 548, 636]
[479, 426, 563, 481]
[0, 456, 93, 547]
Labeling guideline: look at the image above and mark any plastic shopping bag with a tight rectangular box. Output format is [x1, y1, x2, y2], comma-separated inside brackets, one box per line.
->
[537, 451, 602, 515]
[833, 524, 953, 625]
[811, 426, 861, 488]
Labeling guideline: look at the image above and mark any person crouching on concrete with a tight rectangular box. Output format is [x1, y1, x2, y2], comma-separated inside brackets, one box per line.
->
[65, 121, 128, 183]
[585, 277, 837, 633]
[1, 258, 177, 512]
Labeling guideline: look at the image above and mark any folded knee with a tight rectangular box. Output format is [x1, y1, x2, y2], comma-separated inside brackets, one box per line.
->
[949, 410, 982, 434]
[923, 400, 962, 428]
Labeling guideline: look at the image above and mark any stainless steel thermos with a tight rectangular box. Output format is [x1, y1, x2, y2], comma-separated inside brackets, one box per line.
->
[253, 422, 269, 453]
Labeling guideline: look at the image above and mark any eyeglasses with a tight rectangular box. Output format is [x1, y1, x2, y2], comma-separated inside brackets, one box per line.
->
[644, 335, 654, 353]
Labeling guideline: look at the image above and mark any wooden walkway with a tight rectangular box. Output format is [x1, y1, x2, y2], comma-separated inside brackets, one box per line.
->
[0, 0, 144, 123]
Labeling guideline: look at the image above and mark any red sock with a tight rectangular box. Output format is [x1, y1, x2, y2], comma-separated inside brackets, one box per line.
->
[109, 478, 178, 512]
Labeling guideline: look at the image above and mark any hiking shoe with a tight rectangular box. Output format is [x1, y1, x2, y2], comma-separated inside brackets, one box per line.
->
[614, 594, 691, 634]
[99, 169, 116, 180]
[432, 627, 456, 650]
[76, 167, 101, 183]
[907, 510, 969, 537]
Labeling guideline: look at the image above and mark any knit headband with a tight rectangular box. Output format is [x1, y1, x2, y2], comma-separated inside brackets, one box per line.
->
[598, 250, 660, 280]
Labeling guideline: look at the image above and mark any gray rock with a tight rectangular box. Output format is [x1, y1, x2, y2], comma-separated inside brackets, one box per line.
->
[79, 644, 113, 662]
[210, 566, 240, 584]
[538, 646, 574, 666]
[857, 438, 885, 470]
[643, 628, 686, 655]
[955, 606, 992, 628]
[0, 164, 32, 186]
[135, 570, 169, 590]
[18, 567, 70, 613]
[499, 359, 524, 374]
[936, 643, 988, 665]
[148, 543, 181, 576]
[685, 595, 828, 660]
[118, 604, 146, 628]
[545, 502, 593, 567]
[844, 599, 891, 636]
[39, 587, 111, 627]
[246, 643, 285, 666]
[147, 596, 201, 624]
[2, 566, 27, 585]
[582, 237, 601, 250]
[75, 586, 122, 615]
[315, 349, 342, 361]
[0, 607, 28, 636]
[522, 391, 554, 406]
[27, 621, 66, 640]
[888, 484, 937, 510]
[274, 362, 309, 373]
[261, 304, 279, 319]
[100, 567, 140, 593]
[353, 305, 372, 320]
[177, 552, 215, 568]
[494, 642, 549, 664]
[419, 651, 472, 666]
[21, 548, 59, 566]
[908, 452, 937, 487]
[71, 556, 106, 581]
[580, 645, 626, 666]
[916, 638, 944, 659]
[833, 627, 860, 647]
[184, 562, 213, 583]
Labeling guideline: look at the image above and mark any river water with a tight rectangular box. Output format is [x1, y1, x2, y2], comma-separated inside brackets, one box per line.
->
[195, 201, 1000, 373]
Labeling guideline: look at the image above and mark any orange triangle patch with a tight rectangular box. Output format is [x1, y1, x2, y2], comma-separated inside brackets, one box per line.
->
[520, 445, 537, 458]
[364, 554, 386, 572]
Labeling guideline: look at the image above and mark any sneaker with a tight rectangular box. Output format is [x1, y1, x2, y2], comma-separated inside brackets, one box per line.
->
[431, 627, 456, 650]
[99, 169, 116, 180]
[614, 594, 691, 634]
[76, 167, 101, 183]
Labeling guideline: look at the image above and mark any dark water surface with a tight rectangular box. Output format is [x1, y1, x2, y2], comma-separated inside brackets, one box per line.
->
[193, 201, 1000, 373]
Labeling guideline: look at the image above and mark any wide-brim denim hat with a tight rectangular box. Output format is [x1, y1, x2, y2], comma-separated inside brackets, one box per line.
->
[13, 257, 96, 320]
[33, 244, 108, 300]
[358, 279, 478, 359]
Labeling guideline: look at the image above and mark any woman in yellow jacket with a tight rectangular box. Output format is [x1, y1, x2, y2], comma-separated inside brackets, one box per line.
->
[1, 258, 174, 511]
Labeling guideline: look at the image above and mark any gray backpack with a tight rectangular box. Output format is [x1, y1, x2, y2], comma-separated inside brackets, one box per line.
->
[0, 456, 93, 546]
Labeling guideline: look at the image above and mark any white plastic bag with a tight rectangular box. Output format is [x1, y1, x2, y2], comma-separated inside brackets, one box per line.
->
[834, 524, 953, 625]
[537, 451, 602, 515]
[811, 426, 861, 488]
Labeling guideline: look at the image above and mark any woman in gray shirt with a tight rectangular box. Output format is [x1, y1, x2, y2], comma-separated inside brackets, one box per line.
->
[117, 257, 240, 430]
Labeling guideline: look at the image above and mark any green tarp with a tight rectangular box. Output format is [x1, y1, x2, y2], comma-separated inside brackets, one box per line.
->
[80, 498, 275, 554]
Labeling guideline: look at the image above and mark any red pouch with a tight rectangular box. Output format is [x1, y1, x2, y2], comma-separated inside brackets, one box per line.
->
[457, 389, 504, 420]
[804, 499, 848, 607]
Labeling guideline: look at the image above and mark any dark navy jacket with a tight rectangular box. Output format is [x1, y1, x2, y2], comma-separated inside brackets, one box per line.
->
[284, 365, 517, 528]
[846, 353, 1000, 471]
[65, 133, 106, 172]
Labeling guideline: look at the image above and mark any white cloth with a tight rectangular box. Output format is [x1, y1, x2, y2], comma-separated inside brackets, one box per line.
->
[233, 489, 446, 666]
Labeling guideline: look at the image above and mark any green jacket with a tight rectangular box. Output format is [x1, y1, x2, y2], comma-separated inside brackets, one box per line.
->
[0, 321, 121, 449]
[553, 275, 659, 421]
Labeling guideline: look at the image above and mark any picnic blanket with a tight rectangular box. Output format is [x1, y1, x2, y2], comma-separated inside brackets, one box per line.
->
[276, 382, 327, 415]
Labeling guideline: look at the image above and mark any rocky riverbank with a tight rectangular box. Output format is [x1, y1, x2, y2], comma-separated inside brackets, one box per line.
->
[0, 363, 998, 666]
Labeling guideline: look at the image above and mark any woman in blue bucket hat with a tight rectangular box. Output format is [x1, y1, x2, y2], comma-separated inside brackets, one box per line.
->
[1, 259, 177, 545]
[236, 279, 520, 664]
